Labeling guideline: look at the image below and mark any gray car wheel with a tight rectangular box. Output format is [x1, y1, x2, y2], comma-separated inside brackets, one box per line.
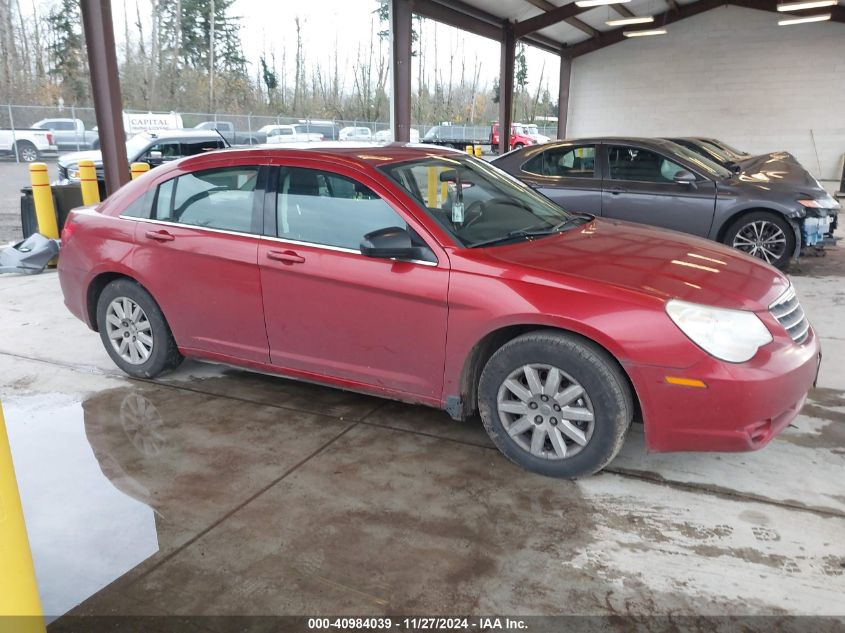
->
[724, 211, 794, 270]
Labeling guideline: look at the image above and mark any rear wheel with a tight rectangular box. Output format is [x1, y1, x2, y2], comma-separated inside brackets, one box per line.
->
[478, 331, 633, 478]
[16, 141, 39, 162]
[724, 211, 794, 269]
[96, 279, 183, 378]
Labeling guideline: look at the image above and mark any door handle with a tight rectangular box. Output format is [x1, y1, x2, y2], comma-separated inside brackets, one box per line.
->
[607, 187, 626, 195]
[144, 229, 175, 242]
[267, 249, 305, 264]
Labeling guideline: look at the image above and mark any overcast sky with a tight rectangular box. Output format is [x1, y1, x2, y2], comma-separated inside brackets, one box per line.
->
[29, 0, 560, 102]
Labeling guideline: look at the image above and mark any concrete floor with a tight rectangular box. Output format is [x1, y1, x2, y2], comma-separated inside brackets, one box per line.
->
[0, 244, 844, 629]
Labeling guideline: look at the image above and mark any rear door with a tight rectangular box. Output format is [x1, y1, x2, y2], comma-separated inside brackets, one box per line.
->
[601, 144, 717, 236]
[517, 143, 602, 215]
[131, 162, 269, 362]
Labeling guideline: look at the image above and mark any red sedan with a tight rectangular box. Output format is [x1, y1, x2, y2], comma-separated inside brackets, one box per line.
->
[57, 145, 820, 478]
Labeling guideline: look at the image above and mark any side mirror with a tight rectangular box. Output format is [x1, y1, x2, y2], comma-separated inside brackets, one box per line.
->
[360, 227, 437, 263]
[360, 227, 417, 259]
[147, 150, 163, 163]
[673, 170, 697, 186]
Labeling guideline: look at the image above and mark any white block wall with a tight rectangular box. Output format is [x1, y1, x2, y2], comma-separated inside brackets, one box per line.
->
[567, 6, 845, 185]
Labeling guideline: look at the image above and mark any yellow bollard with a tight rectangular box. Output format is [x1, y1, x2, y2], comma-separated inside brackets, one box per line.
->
[130, 162, 150, 180]
[474, 145, 483, 158]
[465, 145, 473, 154]
[27, 164, 59, 239]
[0, 403, 46, 633]
[78, 159, 100, 206]
[426, 166, 438, 208]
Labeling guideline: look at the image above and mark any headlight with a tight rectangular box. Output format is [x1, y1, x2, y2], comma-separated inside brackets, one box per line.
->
[665, 299, 773, 363]
[798, 196, 840, 210]
[67, 167, 80, 180]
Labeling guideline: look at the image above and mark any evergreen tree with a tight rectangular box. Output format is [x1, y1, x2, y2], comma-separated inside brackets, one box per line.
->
[47, 0, 89, 103]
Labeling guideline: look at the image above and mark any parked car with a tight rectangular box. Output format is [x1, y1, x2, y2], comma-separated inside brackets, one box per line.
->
[31, 118, 100, 151]
[57, 145, 819, 478]
[493, 138, 840, 269]
[373, 128, 421, 143]
[192, 121, 265, 145]
[259, 124, 324, 144]
[339, 126, 373, 141]
[57, 130, 227, 184]
[0, 128, 56, 162]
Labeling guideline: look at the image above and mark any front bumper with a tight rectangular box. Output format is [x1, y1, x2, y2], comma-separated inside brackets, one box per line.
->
[625, 330, 820, 452]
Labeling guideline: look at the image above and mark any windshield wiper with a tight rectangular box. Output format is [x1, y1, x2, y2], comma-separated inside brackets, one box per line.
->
[469, 213, 594, 248]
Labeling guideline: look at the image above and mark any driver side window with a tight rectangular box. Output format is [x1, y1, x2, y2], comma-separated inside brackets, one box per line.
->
[275, 167, 406, 250]
[523, 145, 596, 178]
[142, 141, 182, 164]
[608, 147, 685, 183]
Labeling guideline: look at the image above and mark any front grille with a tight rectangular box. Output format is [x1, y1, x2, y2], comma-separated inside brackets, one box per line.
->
[769, 287, 810, 344]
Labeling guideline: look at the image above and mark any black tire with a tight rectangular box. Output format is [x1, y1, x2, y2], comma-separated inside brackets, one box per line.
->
[16, 141, 39, 163]
[478, 330, 633, 478]
[96, 278, 183, 378]
[723, 211, 795, 270]
[514, 143, 525, 150]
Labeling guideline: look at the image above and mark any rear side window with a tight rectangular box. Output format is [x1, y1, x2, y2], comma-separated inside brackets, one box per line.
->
[181, 140, 225, 156]
[523, 145, 596, 178]
[276, 167, 405, 250]
[153, 166, 260, 234]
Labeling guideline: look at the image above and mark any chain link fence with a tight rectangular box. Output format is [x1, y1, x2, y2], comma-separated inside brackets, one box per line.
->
[1, 103, 560, 161]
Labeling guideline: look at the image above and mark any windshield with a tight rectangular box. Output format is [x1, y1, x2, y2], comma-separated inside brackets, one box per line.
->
[667, 143, 733, 180]
[125, 133, 153, 159]
[525, 124, 539, 134]
[380, 155, 576, 248]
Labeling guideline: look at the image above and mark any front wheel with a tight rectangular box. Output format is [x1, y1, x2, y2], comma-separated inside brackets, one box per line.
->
[724, 211, 794, 269]
[514, 143, 525, 150]
[96, 278, 183, 378]
[478, 331, 633, 478]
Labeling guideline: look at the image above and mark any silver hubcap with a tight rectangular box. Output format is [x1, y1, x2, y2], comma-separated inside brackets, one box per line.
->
[733, 220, 786, 264]
[105, 297, 153, 365]
[20, 146, 36, 161]
[497, 363, 595, 460]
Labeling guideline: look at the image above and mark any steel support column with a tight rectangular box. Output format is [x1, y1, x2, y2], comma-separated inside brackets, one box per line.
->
[557, 56, 572, 140]
[498, 21, 515, 155]
[390, 0, 413, 143]
[80, 0, 129, 195]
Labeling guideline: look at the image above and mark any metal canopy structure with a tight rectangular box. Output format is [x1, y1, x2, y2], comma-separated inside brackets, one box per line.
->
[79, 0, 844, 188]
[391, 0, 845, 150]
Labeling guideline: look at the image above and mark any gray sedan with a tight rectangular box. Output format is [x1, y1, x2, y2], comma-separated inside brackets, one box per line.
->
[492, 138, 839, 269]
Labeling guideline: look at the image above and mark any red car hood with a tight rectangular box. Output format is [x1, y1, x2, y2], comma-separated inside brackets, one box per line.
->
[480, 219, 789, 312]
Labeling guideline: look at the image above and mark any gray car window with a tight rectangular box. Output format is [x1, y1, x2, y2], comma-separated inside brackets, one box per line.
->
[523, 145, 596, 178]
[608, 147, 685, 183]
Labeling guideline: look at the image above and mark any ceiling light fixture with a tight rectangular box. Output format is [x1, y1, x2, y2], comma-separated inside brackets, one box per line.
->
[575, 0, 631, 8]
[623, 28, 668, 36]
[777, 0, 836, 11]
[778, 13, 832, 24]
[606, 16, 655, 26]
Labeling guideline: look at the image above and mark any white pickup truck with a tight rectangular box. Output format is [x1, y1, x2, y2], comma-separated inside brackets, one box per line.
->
[0, 128, 57, 162]
[259, 124, 324, 144]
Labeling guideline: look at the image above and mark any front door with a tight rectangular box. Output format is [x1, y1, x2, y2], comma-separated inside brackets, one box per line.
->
[132, 163, 269, 362]
[601, 144, 717, 236]
[258, 164, 449, 400]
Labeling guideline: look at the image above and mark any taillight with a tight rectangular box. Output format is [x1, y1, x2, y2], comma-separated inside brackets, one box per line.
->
[61, 214, 78, 243]
[47, 132, 53, 146]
